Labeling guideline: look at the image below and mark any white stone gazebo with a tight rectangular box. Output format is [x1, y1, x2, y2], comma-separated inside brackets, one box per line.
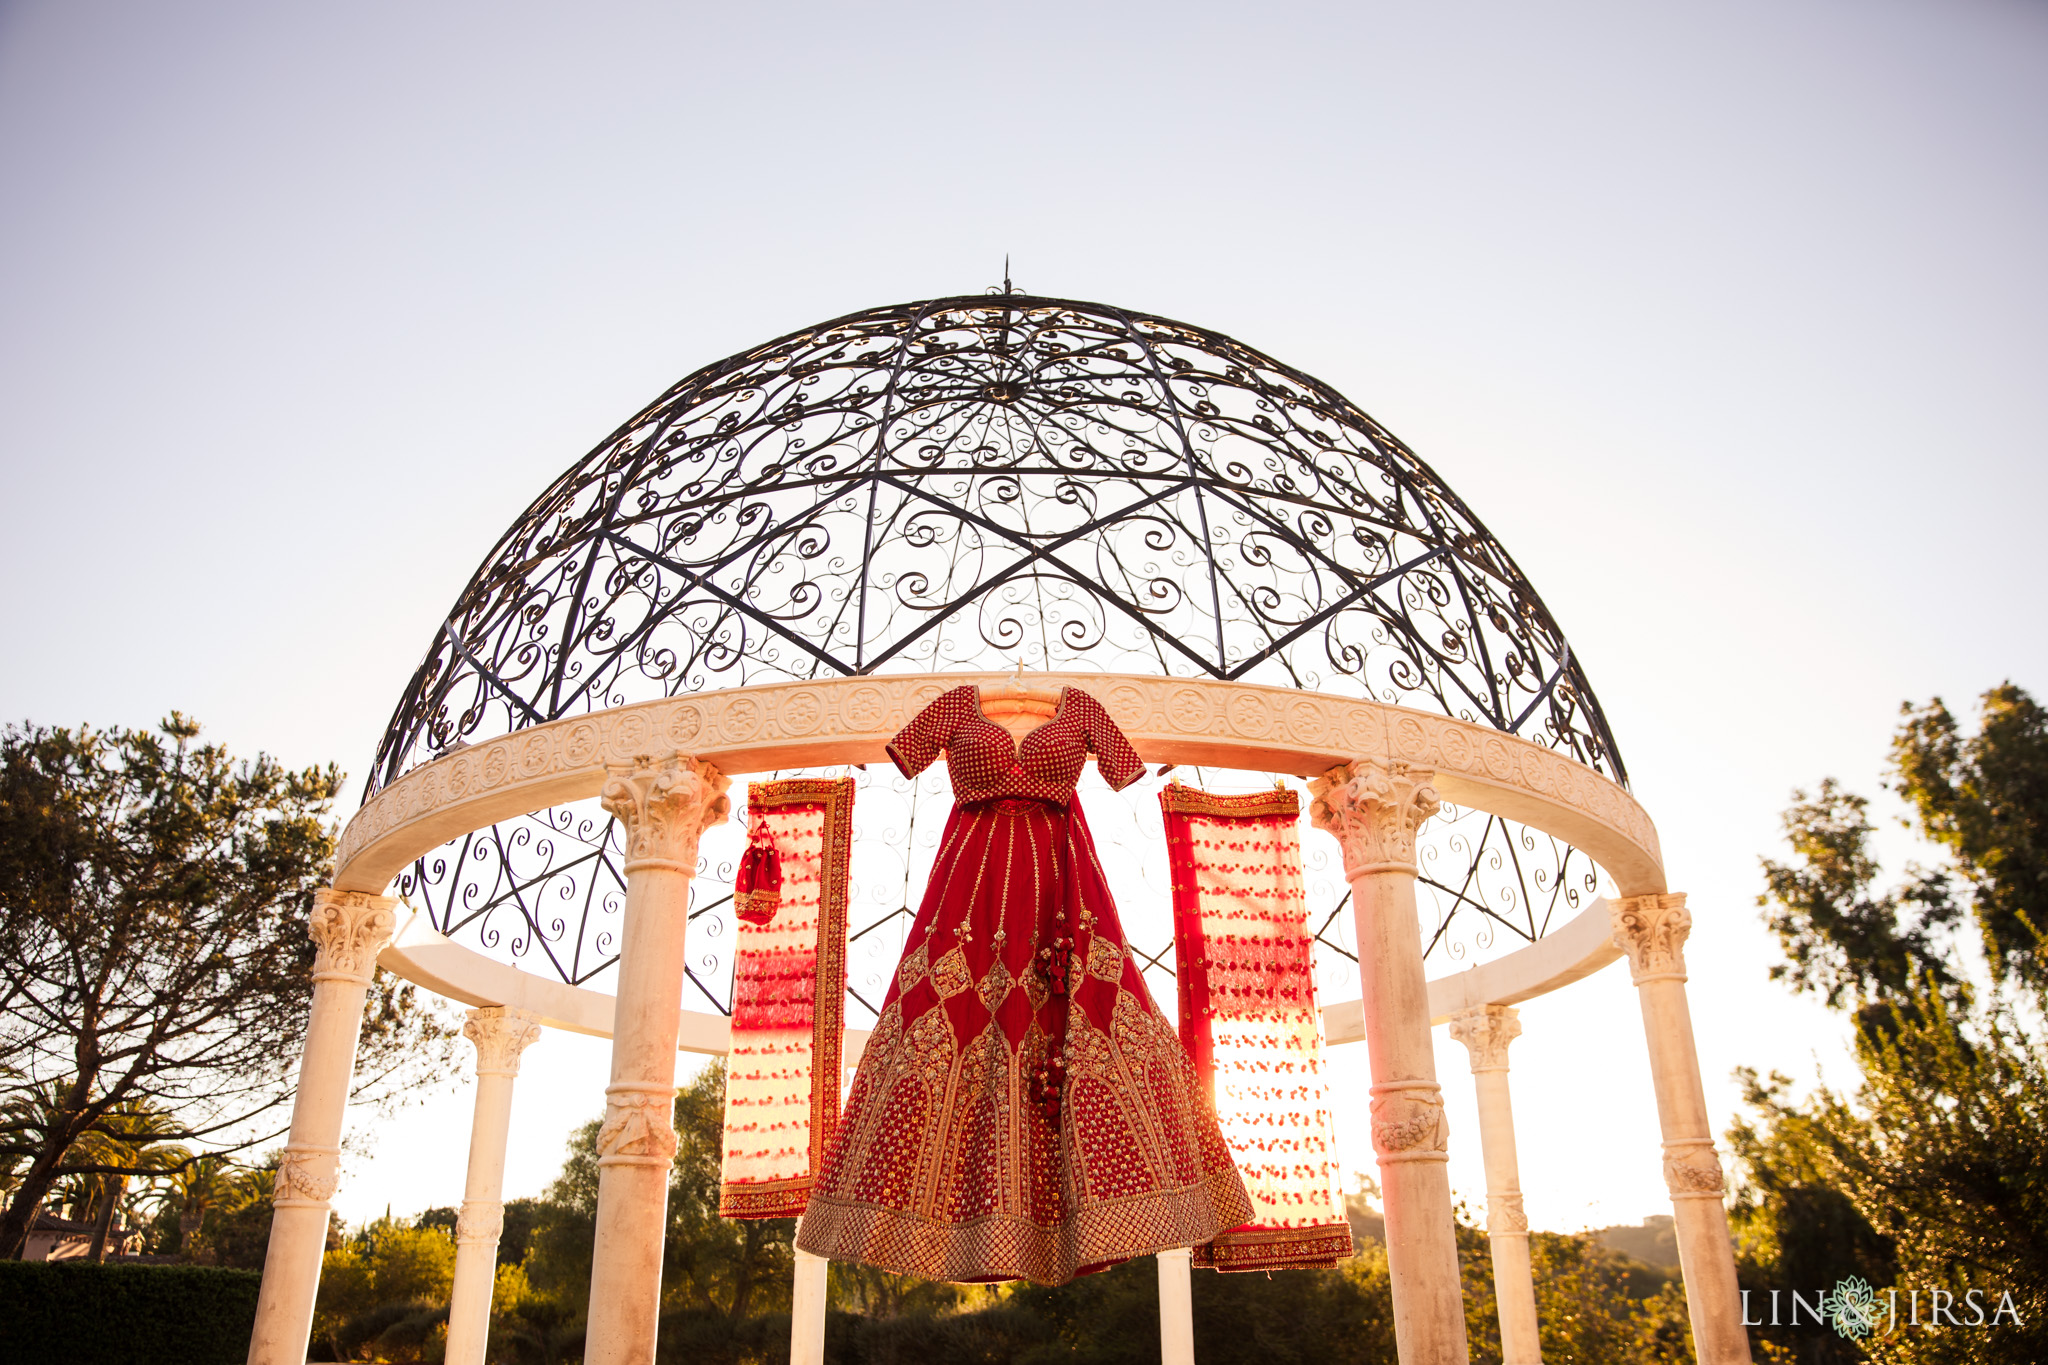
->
[244, 293, 1751, 1365]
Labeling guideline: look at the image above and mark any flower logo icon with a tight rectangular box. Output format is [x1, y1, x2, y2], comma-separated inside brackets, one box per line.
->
[1822, 1276, 1882, 1341]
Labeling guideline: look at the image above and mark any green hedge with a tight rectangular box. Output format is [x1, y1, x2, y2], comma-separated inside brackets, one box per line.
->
[0, 1261, 262, 1365]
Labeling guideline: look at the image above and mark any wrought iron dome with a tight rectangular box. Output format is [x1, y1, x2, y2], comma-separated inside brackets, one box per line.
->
[375, 292, 1627, 1005]
[373, 292, 1621, 788]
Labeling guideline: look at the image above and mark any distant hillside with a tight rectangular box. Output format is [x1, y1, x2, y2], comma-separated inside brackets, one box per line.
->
[1347, 1197, 1679, 1286]
[1345, 1191, 1386, 1250]
[1590, 1215, 1679, 1274]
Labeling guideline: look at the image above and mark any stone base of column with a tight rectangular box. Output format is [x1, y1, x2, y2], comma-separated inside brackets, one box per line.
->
[1379, 1159, 1468, 1365]
[1487, 1231, 1541, 1365]
[584, 1156, 676, 1365]
[445, 1204, 503, 1365]
[1156, 1249, 1194, 1365]
[791, 1247, 829, 1365]
[1672, 1196, 1750, 1365]
[247, 1202, 332, 1365]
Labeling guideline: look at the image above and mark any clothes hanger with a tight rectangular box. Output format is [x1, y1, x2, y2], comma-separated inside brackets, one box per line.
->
[980, 656, 1062, 710]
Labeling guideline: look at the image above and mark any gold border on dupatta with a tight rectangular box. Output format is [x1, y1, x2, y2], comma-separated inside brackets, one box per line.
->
[718, 776, 855, 1219]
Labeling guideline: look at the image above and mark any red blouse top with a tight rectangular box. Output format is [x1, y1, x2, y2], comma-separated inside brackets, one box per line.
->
[886, 685, 1144, 806]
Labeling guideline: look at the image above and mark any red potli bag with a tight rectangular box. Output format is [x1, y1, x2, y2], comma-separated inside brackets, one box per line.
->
[733, 823, 782, 925]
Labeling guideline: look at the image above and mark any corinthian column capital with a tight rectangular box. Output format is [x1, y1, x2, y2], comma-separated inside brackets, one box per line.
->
[1610, 892, 1692, 984]
[463, 1006, 543, 1077]
[309, 889, 400, 985]
[600, 752, 731, 872]
[1307, 759, 1441, 878]
[1447, 1004, 1522, 1073]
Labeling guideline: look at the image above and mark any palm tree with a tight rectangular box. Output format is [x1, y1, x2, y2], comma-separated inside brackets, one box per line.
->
[65, 1098, 188, 1260]
[167, 1152, 241, 1259]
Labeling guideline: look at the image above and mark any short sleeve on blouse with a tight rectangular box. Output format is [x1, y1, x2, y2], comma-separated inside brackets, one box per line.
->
[886, 686, 975, 779]
[1070, 689, 1143, 791]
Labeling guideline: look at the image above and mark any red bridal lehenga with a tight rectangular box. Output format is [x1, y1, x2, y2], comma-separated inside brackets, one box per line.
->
[795, 685, 1254, 1284]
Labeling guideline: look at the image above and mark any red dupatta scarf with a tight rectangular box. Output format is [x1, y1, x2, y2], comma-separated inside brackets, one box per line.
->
[718, 777, 854, 1218]
[1162, 783, 1353, 1271]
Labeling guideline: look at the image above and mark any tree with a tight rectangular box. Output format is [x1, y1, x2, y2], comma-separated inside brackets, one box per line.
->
[163, 1151, 243, 1258]
[1452, 1209, 1693, 1365]
[1733, 985, 2047, 1364]
[0, 715, 455, 1259]
[1891, 685, 2048, 997]
[1760, 685, 2048, 1023]
[665, 1062, 795, 1322]
[314, 1215, 458, 1361]
[1743, 683, 2048, 1363]
[1725, 1070, 1896, 1365]
[523, 1060, 795, 1330]
[203, 1153, 290, 1270]
[1758, 780, 1959, 1016]
[67, 1096, 188, 1260]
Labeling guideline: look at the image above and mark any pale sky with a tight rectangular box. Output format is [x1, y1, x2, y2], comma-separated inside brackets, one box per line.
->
[3, 1, 2044, 1236]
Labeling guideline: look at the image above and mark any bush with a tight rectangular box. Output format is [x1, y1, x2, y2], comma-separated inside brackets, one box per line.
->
[847, 1301, 1054, 1365]
[657, 1305, 791, 1363]
[0, 1260, 261, 1365]
[311, 1219, 458, 1361]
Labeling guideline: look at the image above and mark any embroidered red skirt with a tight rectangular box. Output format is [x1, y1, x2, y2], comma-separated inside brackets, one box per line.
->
[795, 797, 1253, 1284]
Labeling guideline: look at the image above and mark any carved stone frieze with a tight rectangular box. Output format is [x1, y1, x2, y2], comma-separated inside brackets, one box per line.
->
[1447, 1004, 1522, 1073]
[273, 1144, 340, 1206]
[337, 672, 1663, 899]
[1662, 1139, 1726, 1199]
[1611, 893, 1692, 984]
[1369, 1082, 1449, 1164]
[596, 1087, 678, 1168]
[598, 752, 730, 871]
[1307, 759, 1442, 877]
[1487, 1192, 1530, 1236]
[455, 1199, 504, 1245]
[309, 890, 400, 985]
[463, 1006, 543, 1077]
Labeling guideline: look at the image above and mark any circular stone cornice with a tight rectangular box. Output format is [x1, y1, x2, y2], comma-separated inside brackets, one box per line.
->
[337, 673, 1663, 899]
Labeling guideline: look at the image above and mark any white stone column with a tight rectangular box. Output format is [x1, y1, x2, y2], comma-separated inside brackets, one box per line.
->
[789, 1246, 829, 1365]
[246, 890, 399, 1365]
[445, 1006, 544, 1365]
[1610, 894, 1751, 1365]
[584, 752, 730, 1365]
[1309, 760, 1468, 1365]
[1156, 1249, 1195, 1365]
[1446, 1006, 1540, 1365]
